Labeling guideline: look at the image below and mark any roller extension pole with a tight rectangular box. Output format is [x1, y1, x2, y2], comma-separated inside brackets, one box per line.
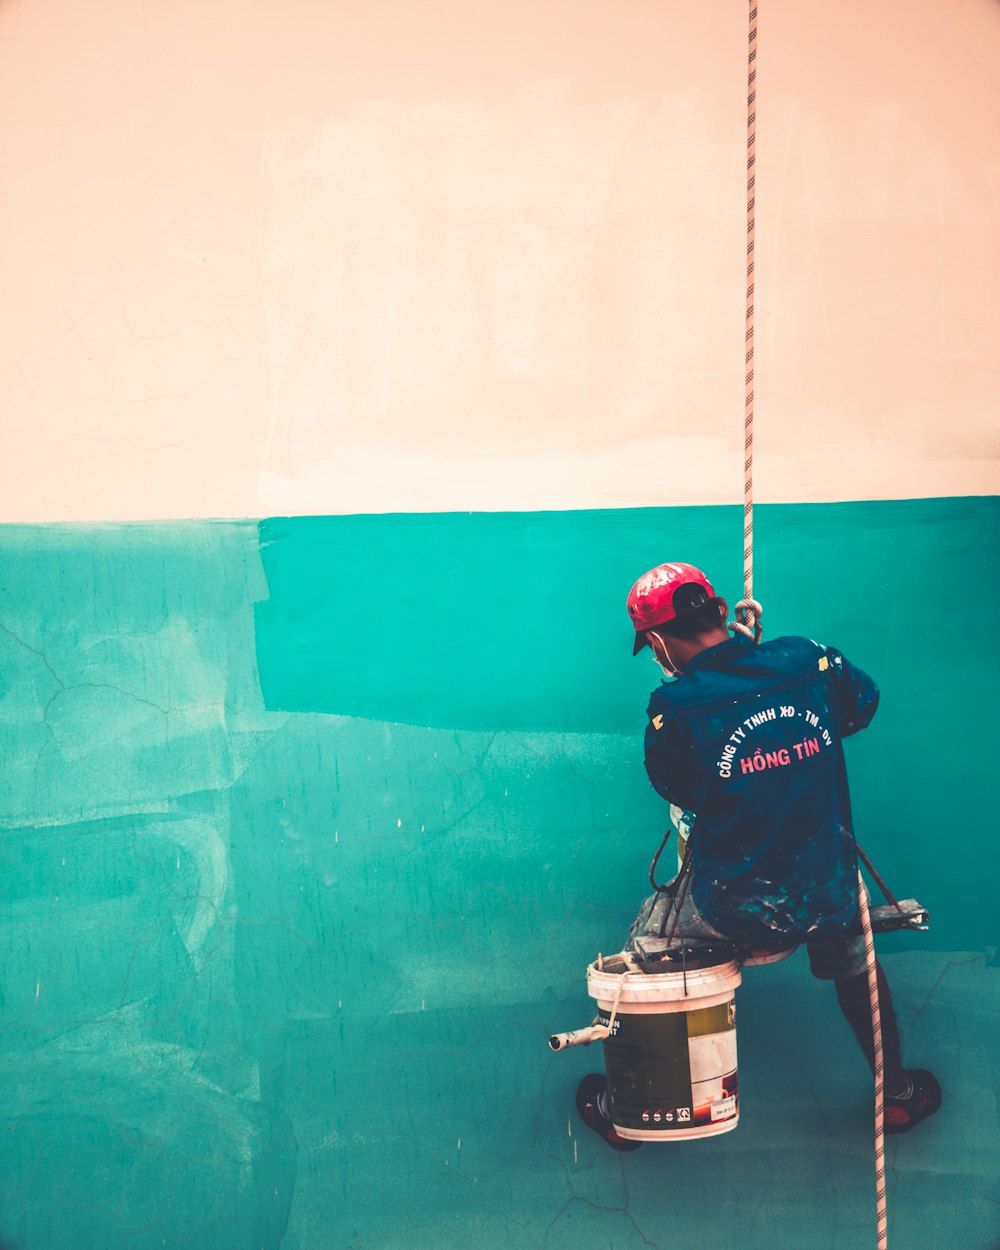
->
[548, 1024, 611, 1051]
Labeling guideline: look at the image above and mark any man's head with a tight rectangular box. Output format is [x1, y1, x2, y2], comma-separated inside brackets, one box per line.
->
[627, 562, 729, 675]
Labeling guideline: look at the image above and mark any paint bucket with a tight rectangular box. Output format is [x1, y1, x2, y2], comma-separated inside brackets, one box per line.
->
[587, 952, 742, 1141]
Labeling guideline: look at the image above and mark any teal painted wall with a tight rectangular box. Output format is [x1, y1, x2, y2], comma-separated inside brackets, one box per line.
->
[0, 499, 998, 1248]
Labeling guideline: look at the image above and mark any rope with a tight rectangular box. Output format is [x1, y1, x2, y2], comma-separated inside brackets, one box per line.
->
[856, 842, 905, 914]
[739, 15, 883, 1247]
[663, 837, 695, 949]
[648, 828, 673, 890]
[605, 967, 629, 1035]
[858, 869, 889, 1249]
[728, 597, 763, 642]
[727, 4, 763, 649]
[743, 3, 757, 627]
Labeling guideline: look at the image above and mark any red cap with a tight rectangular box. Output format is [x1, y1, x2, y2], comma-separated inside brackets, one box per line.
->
[627, 562, 715, 654]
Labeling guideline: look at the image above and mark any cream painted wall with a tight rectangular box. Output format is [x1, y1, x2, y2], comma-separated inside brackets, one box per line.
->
[1, 0, 997, 521]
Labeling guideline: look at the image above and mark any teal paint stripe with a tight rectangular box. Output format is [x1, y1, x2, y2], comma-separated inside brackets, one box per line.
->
[255, 496, 999, 733]
[254, 505, 699, 734]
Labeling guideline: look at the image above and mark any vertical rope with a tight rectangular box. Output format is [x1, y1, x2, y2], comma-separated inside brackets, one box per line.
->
[741, 13, 880, 1245]
[744, 3, 757, 623]
[858, 870, 889, 1248]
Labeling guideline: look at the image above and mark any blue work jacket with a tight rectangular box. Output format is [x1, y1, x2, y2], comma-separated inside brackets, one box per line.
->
[644, 633, 879, 945]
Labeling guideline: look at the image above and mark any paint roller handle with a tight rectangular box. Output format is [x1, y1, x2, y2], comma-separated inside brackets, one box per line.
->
[548, 1023, 611, 1051]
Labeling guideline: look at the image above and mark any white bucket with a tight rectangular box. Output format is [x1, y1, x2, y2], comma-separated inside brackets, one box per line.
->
[587, 953, 742, 1141]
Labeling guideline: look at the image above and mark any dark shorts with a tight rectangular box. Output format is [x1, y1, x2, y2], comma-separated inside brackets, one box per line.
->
[628, 883, 868, 981]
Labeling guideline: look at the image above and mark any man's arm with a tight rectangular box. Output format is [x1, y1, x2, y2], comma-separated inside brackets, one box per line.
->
[643, 707, 701, 810]
[824, 646, 880, 737]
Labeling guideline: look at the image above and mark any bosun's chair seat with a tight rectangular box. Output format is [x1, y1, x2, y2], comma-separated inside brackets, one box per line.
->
[631, 899, 928, 972]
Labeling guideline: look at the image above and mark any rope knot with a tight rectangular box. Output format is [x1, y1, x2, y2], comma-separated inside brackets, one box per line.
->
[728, 598, 763, 644]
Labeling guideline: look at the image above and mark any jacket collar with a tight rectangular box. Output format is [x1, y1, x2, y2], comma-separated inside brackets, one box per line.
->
[682, 632, 754, 674]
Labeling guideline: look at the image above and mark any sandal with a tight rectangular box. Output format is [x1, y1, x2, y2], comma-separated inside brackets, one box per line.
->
[885, 1068, 941, 1135]
[575, 1074, 641, 1152]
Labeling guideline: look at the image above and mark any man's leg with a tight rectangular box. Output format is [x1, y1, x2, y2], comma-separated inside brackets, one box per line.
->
[810, 936, 941, 1134]
[834, 960, 905, 1090]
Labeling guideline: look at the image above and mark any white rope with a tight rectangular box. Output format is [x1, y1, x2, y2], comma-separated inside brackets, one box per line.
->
[740, 11, 882, 1244]
[728, 5, 764, 649]
[744, 3, 757, 628]
[605, 969, 628, 1035]
[728, 597, 763, 642]
[858, 869, 889, 1248]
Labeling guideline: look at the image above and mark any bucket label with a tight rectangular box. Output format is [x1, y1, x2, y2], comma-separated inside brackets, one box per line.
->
[710, 1094, 737, 1122]
[689, 1020, 738, 1125]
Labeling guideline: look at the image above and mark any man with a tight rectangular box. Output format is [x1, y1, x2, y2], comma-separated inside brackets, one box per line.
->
[576, 562, 940, 1151]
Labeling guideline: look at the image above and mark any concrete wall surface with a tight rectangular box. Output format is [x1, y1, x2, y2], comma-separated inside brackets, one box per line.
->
[1, 1, 999, 1247]
[0, 503, 998, 1249]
